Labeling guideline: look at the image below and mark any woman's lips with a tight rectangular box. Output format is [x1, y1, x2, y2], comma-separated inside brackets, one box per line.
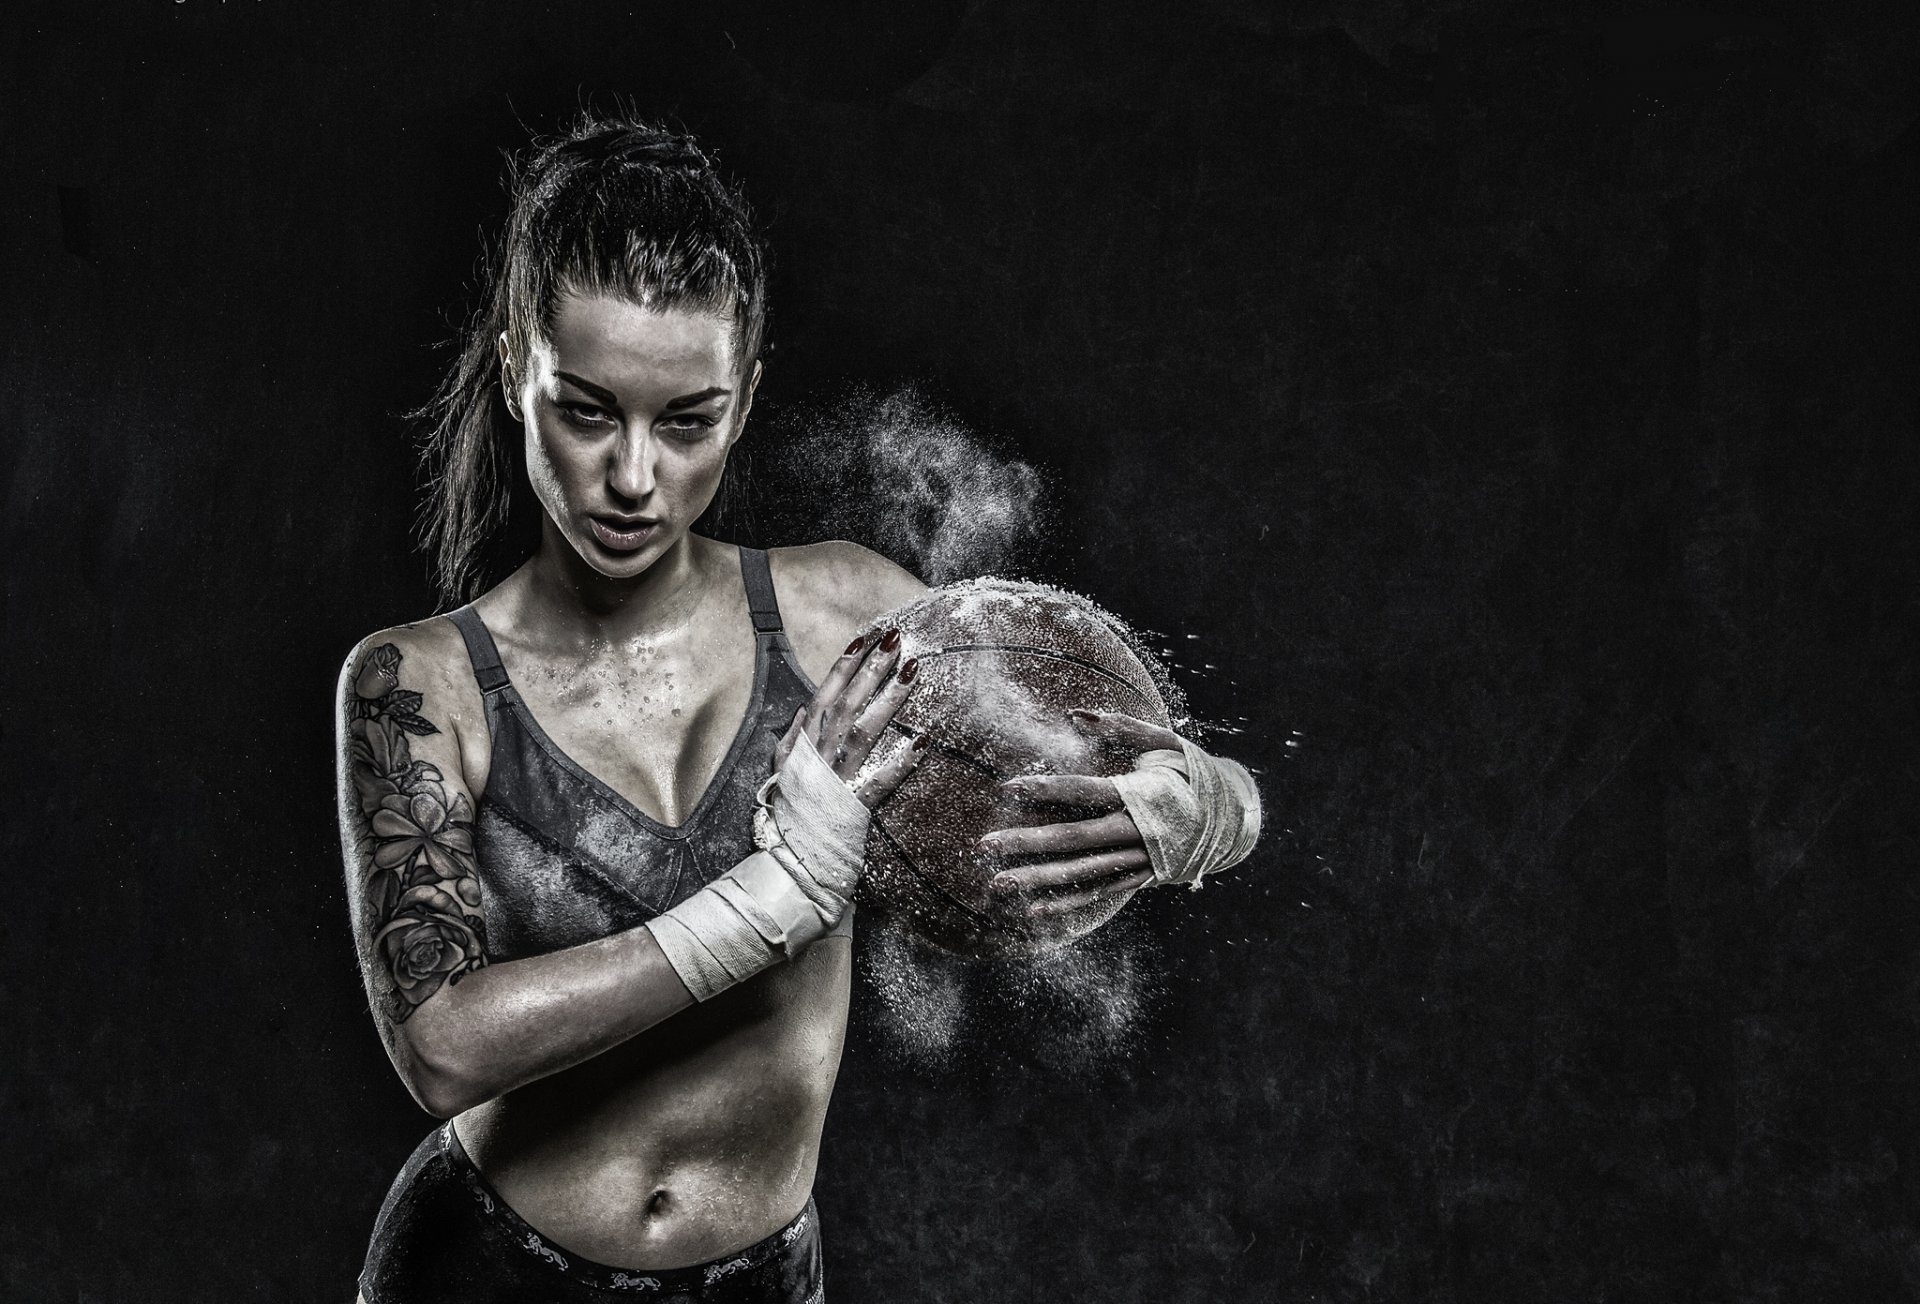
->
[588, 516, 659, 553]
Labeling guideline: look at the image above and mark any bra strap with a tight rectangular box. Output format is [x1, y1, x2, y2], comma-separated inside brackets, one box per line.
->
[445, 605, 511, 694]
[739, 547, 785, 635]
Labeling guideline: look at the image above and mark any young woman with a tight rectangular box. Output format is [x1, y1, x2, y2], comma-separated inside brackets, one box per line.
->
[339, 114, 1261, 1303]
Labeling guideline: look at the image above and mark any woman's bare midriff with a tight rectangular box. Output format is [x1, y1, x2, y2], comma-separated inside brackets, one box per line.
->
[453, 933, 852, 1269]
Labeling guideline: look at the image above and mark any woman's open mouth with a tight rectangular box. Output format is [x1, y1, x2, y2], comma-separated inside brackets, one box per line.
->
[588, 516, 660, 553]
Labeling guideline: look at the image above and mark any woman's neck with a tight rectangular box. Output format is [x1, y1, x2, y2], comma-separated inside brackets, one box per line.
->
[507, 521, 716, 652]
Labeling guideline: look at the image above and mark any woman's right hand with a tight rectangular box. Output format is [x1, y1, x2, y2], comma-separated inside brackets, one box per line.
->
[774, 627, 927, 810]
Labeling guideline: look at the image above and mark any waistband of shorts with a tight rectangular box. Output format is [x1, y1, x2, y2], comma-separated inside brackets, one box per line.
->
[438, 1120, 817, 1293]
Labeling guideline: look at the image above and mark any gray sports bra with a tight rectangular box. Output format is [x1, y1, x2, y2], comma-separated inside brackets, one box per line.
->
[443, 547, 818, 963]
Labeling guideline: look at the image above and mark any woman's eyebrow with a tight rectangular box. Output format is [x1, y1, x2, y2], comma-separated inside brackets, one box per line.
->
[664, 387, 731, 410]
[555, 371, 621, 406]
[553, 373, 730, 411]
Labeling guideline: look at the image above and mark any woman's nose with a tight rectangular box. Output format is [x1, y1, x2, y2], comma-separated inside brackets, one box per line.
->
[607, 426, 658, 501]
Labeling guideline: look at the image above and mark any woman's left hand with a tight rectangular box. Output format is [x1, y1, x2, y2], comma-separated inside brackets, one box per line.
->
[975, 708, 1185, 920]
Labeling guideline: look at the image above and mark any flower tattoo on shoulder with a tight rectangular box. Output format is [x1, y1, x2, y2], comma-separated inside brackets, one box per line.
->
[348, 642, 487, 1021]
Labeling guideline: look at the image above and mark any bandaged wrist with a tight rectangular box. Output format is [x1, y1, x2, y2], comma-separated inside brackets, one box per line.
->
[643, 731, 870, 1002]
[751, 729, 869, 915]
[644, 850, 824, 1001]
[1109, 737, 1262, 890]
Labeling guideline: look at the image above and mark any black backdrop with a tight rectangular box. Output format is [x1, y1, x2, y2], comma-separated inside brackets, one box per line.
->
[4, 2, 1917, 1300]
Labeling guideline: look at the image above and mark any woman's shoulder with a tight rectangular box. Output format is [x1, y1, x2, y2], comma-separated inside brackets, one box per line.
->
[767, 541, 929, 629]
[335, 611, 485, 723]
[765, 542, 929, 677]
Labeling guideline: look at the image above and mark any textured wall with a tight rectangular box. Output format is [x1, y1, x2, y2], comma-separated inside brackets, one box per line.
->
[3, 1, 1916, 1299]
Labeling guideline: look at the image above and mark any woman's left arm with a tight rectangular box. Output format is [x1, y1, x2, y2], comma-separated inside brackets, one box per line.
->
[771, 543, 1262, 917]
[976, 710, 1264, 920]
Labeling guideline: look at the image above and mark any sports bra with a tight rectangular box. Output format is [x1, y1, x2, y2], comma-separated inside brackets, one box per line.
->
[443, 547, 818, 963]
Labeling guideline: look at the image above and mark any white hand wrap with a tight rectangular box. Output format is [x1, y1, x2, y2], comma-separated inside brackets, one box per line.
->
[750, 729, 869, 919]
[1109, 738, 1262, 890]
[644, 731, 870, 1002]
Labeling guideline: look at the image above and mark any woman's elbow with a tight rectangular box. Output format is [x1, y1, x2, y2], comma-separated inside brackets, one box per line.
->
[406, 1067, 480, 1120]
[390, 1018, 492, 1118]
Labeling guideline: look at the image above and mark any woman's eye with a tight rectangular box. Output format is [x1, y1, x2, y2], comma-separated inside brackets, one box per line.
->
[659, 415, 719, 439]
[558, 402, 613, 429]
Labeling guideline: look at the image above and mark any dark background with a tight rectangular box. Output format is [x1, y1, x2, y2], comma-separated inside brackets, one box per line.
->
[4, 1, 1917, 1299]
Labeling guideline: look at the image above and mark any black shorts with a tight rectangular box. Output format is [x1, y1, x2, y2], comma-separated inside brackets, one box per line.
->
[359, 1123, 825, 1303]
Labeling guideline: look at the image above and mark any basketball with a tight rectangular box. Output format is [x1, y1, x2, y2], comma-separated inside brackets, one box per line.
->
[856, 579, 1173, 957]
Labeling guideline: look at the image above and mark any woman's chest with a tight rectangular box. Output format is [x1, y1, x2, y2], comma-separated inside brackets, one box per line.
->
[466, 630, 809, 963]
[508, 637, 760, 829]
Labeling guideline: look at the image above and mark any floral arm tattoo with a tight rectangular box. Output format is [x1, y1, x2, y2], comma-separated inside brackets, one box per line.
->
[346, 642, 488, 1022]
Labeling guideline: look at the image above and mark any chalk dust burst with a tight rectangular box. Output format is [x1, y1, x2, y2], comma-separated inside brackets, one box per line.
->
[754, 383, 1053, 583]
[755, 384, 1192, 1071]
[856, 912, 1161, 1076]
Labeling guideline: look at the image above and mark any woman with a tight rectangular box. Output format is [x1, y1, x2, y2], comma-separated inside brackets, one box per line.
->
[339, 113, 1261, 1303]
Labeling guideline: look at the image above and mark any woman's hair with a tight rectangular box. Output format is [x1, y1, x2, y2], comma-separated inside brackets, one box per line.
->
[413, 111, 770, 607]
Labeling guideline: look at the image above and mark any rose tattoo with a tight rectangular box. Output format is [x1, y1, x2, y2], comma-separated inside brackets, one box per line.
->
[348, 642, 487, 1020]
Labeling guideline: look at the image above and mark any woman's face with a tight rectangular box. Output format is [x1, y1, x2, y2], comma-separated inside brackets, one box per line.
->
[503, 290, 758, 581]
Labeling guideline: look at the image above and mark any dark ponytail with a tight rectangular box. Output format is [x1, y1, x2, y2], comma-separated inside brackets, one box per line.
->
[412, 112, 770, 608]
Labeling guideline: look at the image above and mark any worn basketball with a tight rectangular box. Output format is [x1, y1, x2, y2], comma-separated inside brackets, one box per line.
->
[856, 579, 1173, 957]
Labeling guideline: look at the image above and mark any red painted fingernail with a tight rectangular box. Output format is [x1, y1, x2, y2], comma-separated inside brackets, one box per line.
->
[912, 733, 931, 750]
[844, 635, 865, 656]
[879, 627, 901, 652]
[897, 656, 919, 684]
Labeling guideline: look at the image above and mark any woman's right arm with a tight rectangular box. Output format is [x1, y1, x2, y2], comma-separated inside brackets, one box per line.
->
[335, 626, 699, 1118]
[336, 621, 918, 1117]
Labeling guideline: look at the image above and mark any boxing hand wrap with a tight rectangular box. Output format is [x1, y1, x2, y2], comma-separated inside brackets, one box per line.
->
[642, 851, 821, 1002]
[644, 731, 869, 1002]
[750, 728, 869, 918]
[1109, 738, 1262, 890]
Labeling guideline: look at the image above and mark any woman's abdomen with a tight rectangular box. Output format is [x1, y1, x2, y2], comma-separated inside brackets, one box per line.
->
[452, 936, 851, 1270]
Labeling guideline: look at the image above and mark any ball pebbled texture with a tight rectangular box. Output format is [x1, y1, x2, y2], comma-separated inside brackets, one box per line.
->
[856, 579, 1172, 957]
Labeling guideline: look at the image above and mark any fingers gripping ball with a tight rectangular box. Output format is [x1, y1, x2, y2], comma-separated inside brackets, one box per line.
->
[856, 579, 1176, 958]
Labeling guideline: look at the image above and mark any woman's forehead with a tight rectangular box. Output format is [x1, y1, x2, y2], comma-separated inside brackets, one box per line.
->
[539, 291, 739, 388]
